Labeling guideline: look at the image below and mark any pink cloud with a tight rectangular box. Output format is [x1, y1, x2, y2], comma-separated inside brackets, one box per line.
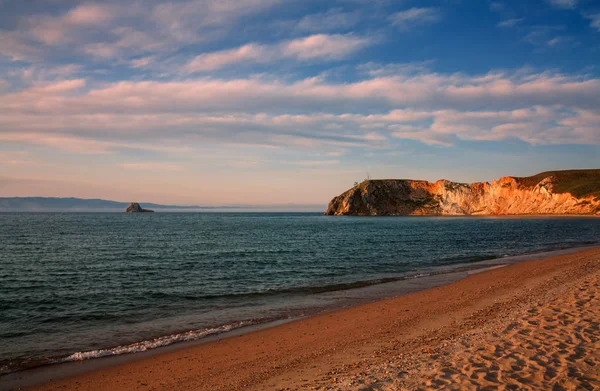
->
[185, 34, 370, 72]
[26, 4, 115, 46]
[65, 4, 114, 25]
[1, 0, 284, 62]
[288, 160, 340, 167]
[185, 44, 267, 72]
[119, 162, 184, 171]
[0, 69, 599, 152]
[282, 34, 369, 60]
[0, 132, 114, 154]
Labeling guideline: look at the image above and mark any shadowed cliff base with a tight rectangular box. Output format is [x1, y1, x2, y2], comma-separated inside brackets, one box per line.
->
[325, 169, 600, 216]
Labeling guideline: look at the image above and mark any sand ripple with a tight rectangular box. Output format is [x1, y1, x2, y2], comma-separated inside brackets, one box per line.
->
[309, 262, 600, 391]
[415, 276, 600, 390]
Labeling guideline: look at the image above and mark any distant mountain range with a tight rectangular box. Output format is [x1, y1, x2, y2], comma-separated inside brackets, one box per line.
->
[0, 197, 221, 212]
[0, 197, 325, 212]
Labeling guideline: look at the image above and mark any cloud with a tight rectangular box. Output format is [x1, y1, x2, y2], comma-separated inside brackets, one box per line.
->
[584, 13, 600, 32]
[152, 0, 282, 32]
[489, 2, 505, 12]
[294, 9, 359, 32]
[545, 0, 577, 9]
[497, 18, 524, 28]
[0, 69, 599, 154]
[287, 160, 340, 166]
[390, 125, 453, 146]
[185, 44, 267, 72]
[546, 36, 574, 47]
[6, 64, 82, 88]
[0, 132, 116, 154]
[64, 3, 115, 26]
[0, 151, 39, 167]
[129, 56, 156, 69]
[523, 25, 567, 47]
[0, 0, 285, 61]
[184, 34, 371, 72]
[119, 162, 184, 171]
[0, 130, 190, 154]
[390, 7, 441, 29]
[3, 70, 600, 115]
[83, 27, 171, 59]
[15, 3, 116, 48]
[283, 34, 370, 60]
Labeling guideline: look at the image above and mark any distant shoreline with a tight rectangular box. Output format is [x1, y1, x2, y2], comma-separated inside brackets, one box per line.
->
[1, 210, 599, 216]
[0, 197, 325, 213]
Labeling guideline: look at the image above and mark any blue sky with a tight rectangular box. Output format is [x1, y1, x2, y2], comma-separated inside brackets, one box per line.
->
[0, 0, 599, 205]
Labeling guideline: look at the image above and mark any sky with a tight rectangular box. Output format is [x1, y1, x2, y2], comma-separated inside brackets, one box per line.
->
[0, 0, 599, 206]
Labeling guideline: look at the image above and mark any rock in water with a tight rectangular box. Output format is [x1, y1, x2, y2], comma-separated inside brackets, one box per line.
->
[325, 169, 600, 216]
[125, 202, 154, 213]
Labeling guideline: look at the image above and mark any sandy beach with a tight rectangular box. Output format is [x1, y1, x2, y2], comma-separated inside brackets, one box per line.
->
[12, 246, 600, 390]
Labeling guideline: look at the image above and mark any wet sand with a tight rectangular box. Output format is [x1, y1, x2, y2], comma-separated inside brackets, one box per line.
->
[16, 247, 600, 390]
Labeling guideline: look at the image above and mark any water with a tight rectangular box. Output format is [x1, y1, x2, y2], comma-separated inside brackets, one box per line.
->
[0, 213, 599, 375]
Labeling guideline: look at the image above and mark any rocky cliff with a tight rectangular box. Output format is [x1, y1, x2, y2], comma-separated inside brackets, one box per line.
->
[125, 202, 154, 213]
[325, 170, 600, 216]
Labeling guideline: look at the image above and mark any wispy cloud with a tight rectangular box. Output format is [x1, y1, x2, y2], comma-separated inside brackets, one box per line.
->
[294, 8, 359, 32]
[390, 8, 442, 30]
[0, 0, 285, 61]
[584, 13, 600, 32]
[287, 160, 340, 167]
[119, 162, 184, 171]
[546, 36, 574, 47]
[489, 2, 504, 12]
[523, 25, 567, 47]
[283, 34, 370, 60]
[545, 0, 577, 9]
[184, 34, 371, 72]
[1, 68, 599, 153]
[0, 151, 40, 167]
[28, 3, 116, 45]
[497, 18, 524, 28]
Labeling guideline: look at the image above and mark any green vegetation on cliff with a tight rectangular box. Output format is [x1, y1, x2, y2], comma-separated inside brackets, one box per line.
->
[515, 169, 600, 199]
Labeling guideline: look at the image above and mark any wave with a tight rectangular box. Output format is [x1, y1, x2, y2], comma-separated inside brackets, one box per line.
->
[55, 319, 259, 363]
[0, 319, 262, 376]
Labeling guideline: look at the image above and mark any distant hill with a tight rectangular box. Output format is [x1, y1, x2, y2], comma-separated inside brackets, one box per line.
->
[0, 197, 213, 212]
[0, 197, 324, 212]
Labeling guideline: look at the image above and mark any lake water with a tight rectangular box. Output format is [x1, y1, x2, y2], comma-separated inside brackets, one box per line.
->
[1, 213, 599, 375]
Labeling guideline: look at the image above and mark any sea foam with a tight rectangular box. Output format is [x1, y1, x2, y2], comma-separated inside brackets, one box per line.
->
[56, 320, 257, 363]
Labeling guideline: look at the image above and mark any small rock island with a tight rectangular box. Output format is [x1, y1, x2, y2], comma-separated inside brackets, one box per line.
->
[125, 202, 154, 213]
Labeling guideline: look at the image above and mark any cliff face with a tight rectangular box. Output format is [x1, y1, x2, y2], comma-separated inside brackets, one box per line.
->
[325, 170, 600, 216]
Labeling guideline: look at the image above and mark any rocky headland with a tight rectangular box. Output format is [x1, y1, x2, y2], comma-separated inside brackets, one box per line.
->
[325, 169, 600, 216]
[125, 202, 154, 213]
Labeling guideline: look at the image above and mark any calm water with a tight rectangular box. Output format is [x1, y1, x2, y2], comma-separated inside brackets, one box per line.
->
[1, 213, 599, 374]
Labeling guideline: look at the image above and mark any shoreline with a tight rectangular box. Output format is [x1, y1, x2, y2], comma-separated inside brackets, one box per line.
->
[2, 244, 599, 390]
[1, 242, 596, 381]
